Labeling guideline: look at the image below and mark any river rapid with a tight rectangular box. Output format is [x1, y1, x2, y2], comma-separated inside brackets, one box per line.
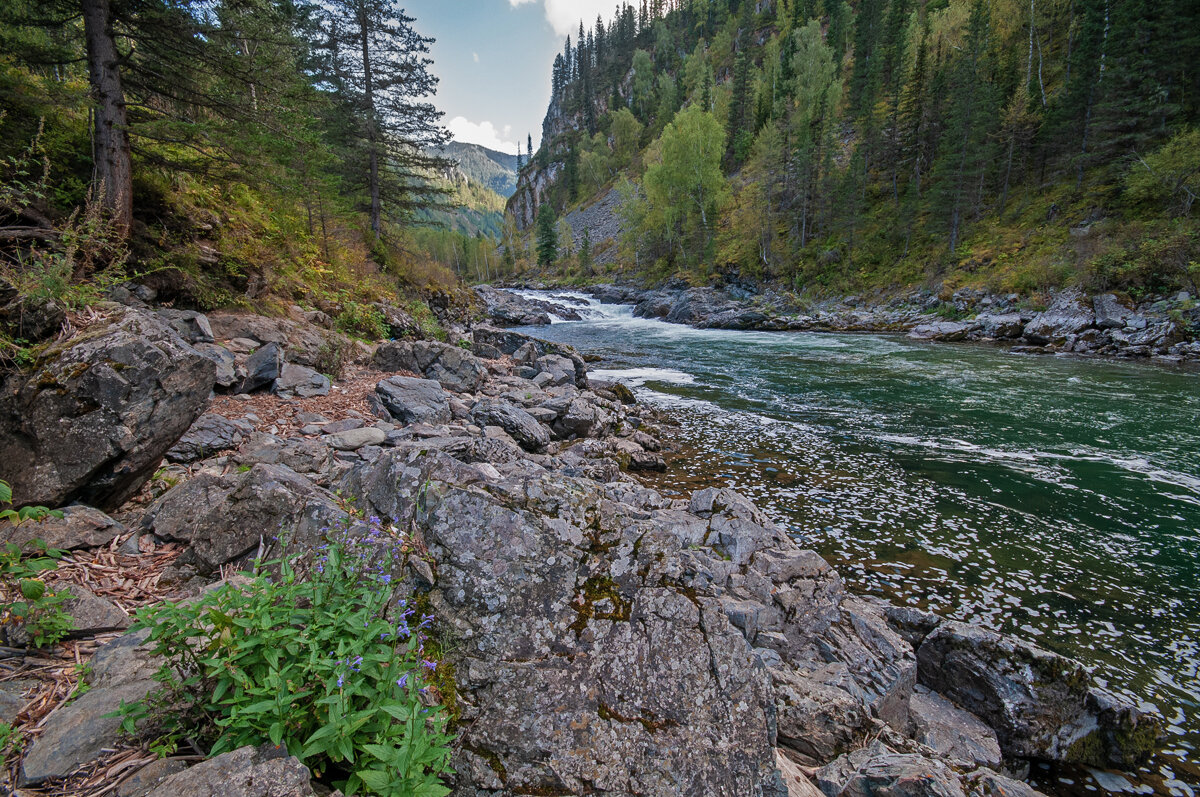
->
[512, 290, 1200, 794]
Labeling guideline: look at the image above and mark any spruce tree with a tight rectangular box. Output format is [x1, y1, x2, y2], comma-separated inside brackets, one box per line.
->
[536, 204, 558, 266]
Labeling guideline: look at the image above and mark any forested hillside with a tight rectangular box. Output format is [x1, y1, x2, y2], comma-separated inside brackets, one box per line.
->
[507, 0, 1200, 298]
[0, 0, 495, 358]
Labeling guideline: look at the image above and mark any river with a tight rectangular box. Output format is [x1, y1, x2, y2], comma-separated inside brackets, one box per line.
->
[513, 290, 1200, 794]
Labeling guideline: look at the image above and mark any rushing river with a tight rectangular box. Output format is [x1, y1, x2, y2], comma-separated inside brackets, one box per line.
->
[513, 291, 1200, 793]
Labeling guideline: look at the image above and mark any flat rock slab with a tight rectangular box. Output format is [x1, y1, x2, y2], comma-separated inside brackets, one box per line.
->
[909, 689, 1002, 768]
[20, 679, 155, 785]
[1, 506, 125, 551]
[63, 583, 131, 634]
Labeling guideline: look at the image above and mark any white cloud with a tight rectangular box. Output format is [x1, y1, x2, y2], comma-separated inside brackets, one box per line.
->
[473, 52, 480, 63]
[509, 0, 621, 37]
[446, 117, 517, 153]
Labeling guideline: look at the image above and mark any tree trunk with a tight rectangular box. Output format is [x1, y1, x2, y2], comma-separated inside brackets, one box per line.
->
[357, 0, 381, 238]
[81, 0, 132, 237]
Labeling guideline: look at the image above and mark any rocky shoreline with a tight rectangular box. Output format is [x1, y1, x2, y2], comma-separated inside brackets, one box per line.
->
[0, 297, 1168, 796]
[479, 281, 1200, 363]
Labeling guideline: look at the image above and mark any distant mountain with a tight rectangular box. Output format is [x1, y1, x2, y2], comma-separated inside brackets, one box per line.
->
[440, 141, 518, 199]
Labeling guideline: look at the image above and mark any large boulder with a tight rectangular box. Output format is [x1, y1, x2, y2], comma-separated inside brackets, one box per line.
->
[342, 449, 784, 796]
[1023, 293, 1095, 345]
[0, 307, 215, 511]
[155, 309, 215, 344]
[471, 326, 589, 387]
[470, 400, 550, 452]
[916, 621, 1163, 766]
[207, 313, 349, 370]
[909, 321, 977, 342]
[373, 340, 487, 393]
[375, 376, 452, 425]
[336, 450, 930, 794]
[140, 464, 348, 572]
[1093, 294, 1133, 329]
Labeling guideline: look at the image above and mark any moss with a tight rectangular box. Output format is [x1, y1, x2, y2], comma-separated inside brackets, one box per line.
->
[1064, 731, 1107, 767]
[597, 701, 677, 733]
[567, 573, 631, 635]
[1109, 718, 1165, 766]
[463, 743, 507, 783]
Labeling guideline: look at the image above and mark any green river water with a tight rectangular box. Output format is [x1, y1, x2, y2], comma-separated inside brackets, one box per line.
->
[515, 292, 1200, 794]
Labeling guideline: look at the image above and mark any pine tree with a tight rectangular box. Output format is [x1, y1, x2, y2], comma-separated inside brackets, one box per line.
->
[536, 204, 558, 266]
[319, 0, 451, 238]
[929, 0, 998, 254]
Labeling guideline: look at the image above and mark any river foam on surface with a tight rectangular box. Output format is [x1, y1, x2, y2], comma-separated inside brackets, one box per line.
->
[515, 290, 1200, 792]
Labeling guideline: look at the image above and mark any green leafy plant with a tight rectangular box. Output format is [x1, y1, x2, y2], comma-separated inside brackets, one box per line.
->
[0, 720, 22, 770]
[0, 541, 71, 648]
[0, 480, 71, 648]
[126, 519, 453, 796]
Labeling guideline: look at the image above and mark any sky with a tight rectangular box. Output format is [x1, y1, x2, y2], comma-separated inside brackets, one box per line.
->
[402, 0, 623, 155]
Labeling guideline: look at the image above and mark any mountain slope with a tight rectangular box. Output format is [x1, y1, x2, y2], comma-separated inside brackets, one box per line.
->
[442, 141, 518, 198]
[506, 0, 1200, 299]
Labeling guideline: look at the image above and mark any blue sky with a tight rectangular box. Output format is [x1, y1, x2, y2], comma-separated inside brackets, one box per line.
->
[403, 0, 621, 154]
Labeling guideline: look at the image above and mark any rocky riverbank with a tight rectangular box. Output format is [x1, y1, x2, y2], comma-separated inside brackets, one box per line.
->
[478, 282, 1200, 363]
[0, 296, 1167, 796]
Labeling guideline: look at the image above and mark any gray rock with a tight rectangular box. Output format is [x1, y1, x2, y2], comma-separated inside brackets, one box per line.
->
[272, 363, 331, 399]
[116, 758, 190, 797]
[0, 306, 216, 511]
[1023, 293, 1095, 345]
[472, 326, 589, 387]
[0, 680, 33, 723]
[167, 414, 256, 463]
[535, 354, 577, 386]
[917, 621, 1163, 766]
[238, 342, 283, 393]
[325, 427, 386, 451]
[909, 322, 976, 342]
[144, 745, 317, 797]
[194, 343, 239, 389]
[376, 376, 452, 425]
[909, 689, 1002, 768]
[965, 768, 1046, 797]
[0, 293, 65, 341]
[155, 309, 215, 344]
[816, 742, 967, 797]
[374, 340, 488, 393]
[19, 679, 155, 785]
[472, 341, 503, 360]
[208, 313, 350, 370]
[90, 628, 159, 689]
[1093, 294, 1132, 329]
[140, 464, 348, 572]
[470, 400, 550, 452]
[321, 418, 364, 434]
[341, 450, 781, 796]
[63, 583, 131, 633]
[1, 505, 125, 551]
[974, 314, 1026, 339]
[232, 436, 340, 485]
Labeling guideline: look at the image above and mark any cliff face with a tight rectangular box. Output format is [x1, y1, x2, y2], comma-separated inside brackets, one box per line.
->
[508, 66, 631, 230]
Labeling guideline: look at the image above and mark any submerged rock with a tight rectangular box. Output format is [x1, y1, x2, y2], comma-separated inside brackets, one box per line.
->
[916, 621, 1163, 767]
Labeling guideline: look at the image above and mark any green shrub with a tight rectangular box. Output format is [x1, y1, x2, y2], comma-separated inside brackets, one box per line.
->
[335, 302, 389, 341]
[125, 519, 453, 796]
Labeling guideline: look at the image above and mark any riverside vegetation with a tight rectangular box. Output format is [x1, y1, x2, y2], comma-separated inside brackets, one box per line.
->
[506, 0, 1200, 304]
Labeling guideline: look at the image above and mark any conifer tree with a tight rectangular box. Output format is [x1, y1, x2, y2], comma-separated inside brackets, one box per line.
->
[536, 204, 558, 266]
